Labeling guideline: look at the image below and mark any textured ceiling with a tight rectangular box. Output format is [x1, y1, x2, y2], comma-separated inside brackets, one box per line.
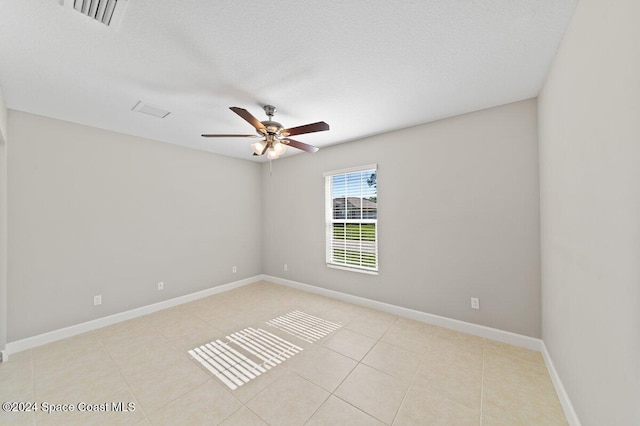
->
[0, 0, 577, 161]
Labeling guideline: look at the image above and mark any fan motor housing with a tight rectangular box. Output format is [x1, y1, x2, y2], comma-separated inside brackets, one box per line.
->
[261, 120, 283, 134]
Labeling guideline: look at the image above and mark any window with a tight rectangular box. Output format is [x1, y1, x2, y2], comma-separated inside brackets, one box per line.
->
[324, 164, 378, 274]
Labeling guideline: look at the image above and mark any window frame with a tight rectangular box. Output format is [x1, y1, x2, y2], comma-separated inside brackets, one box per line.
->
[324, 164, 378, 275]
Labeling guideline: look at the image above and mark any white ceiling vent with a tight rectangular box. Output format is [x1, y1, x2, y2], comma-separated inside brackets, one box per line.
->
[58, 0, 128, 28]
[132, 101, 171, 119]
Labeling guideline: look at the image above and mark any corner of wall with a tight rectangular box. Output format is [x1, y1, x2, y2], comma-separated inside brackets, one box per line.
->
[259, 161, 271, 276]
[538, 0, 640, 423]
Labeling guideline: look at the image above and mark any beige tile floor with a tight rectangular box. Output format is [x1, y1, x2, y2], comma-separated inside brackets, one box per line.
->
[0, 281, 567, 425]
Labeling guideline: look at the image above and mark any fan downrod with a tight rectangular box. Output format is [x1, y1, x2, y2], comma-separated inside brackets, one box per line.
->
[260, 105, 283, 135]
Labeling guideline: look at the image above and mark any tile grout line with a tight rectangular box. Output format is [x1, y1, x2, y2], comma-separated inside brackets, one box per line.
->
[219, 310, 344, 425]
[388, 328, 434, 426]
[97, 327, 153, 425]
[115, 322, 162, 423]
[213, 405, 239, 425]
[200, 311, 267, 423]
[242, 368, 303, 425]
[120, 315, 229, 422]
[328, 314, 415, 425]
[284, 310, 393, 424]
[300, 387, 331, 425]
[321, 322, 386, 425]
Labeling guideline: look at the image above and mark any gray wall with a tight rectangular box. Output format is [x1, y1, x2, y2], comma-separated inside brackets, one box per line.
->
[0, 85, 7, 353]
[262, 99, 541, 337]
[7, 111, 262, 341]
[0, 85, 6, 141]
[539, 0, 640, 424]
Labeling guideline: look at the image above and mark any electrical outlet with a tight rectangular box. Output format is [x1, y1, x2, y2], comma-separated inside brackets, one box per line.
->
[471, 297, 480, 310]
[157, 281, 164, 291]
[284, 264, 288, 272]
[232, 266, 237, 274]
[94, 295, 102, 306]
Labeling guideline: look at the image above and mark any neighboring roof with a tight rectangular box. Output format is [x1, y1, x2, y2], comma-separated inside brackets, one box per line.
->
[334, 197, 377, 210]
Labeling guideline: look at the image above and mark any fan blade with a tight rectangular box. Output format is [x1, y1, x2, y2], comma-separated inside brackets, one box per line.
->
[201, 134, 258, 138]
[285, 138, 319, 153]
[282, 121, 329, 137]
[230, 107, 266, 132]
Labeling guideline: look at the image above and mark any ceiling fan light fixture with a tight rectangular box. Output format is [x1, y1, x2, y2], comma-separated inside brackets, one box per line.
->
[251, 141, 266, 155]
[266, 148, 280, 160]
[272, 141, 287, 155]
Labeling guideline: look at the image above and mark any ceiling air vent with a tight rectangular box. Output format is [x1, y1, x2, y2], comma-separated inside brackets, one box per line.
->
[59, 0, 128, 28]
[132, 101, 171, 119]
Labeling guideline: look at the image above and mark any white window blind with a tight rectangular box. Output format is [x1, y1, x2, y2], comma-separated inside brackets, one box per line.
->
[325, 165, 378, 273]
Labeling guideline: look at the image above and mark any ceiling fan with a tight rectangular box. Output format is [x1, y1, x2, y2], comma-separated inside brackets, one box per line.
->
[202, 105, 329, 160]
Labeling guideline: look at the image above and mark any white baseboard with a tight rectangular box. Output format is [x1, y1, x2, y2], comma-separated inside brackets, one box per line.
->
[7, 273, 578, 423]
[542, 342, 582, 426]
[262, 274, 542, 351]
[6, 275, 262, 354]
[7, 273, 542, 354]
[265, 276, 580, 422]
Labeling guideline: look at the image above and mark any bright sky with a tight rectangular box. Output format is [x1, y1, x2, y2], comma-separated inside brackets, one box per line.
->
[331, 170, 377, 199]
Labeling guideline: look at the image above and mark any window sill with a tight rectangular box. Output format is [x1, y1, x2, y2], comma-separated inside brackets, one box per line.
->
[326, 263, 379, 275]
